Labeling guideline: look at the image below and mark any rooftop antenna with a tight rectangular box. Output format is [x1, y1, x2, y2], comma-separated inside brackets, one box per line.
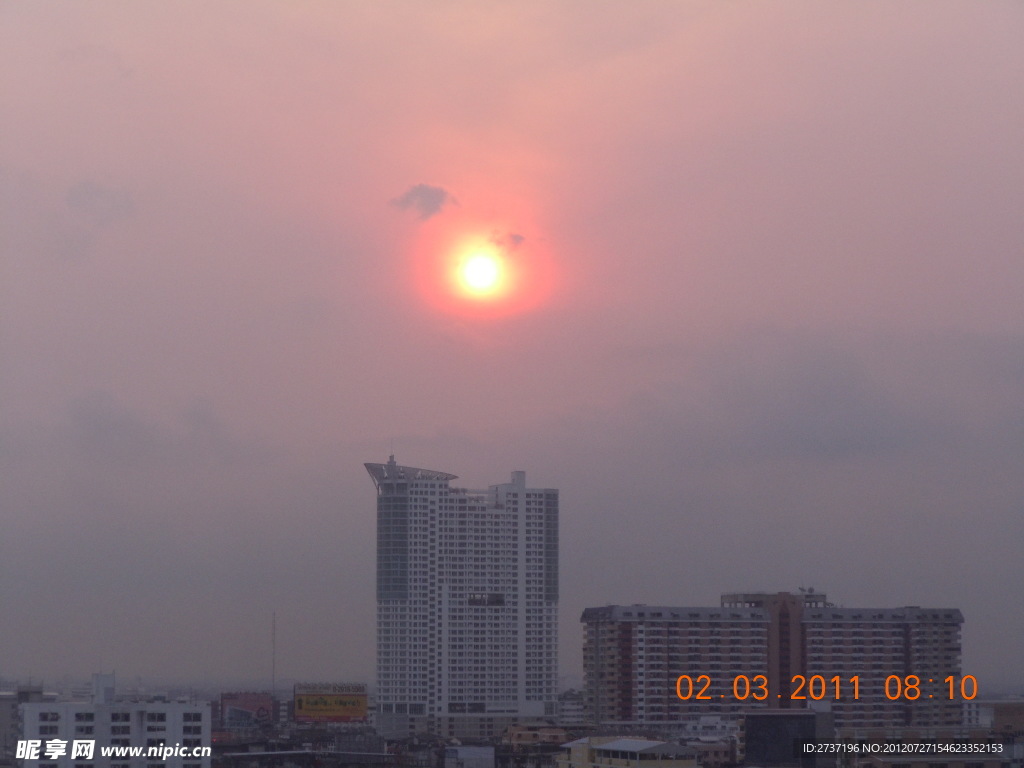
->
[271, 611, 276, 698]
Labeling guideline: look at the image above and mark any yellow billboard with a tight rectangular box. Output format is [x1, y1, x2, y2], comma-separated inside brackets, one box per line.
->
[293, 683, 368, 723]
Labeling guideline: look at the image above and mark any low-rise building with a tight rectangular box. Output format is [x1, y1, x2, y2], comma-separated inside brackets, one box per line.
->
[556, 737, 696, 768]
[444, 745, 495, 768]
[504, 725, 568, 748]
[1, 687, 59, 764]
[18, 675, 210, 768]
[684, 741, 733, 768]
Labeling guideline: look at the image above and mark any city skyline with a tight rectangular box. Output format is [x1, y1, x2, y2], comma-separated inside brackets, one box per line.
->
[2, 2, 1023, 697]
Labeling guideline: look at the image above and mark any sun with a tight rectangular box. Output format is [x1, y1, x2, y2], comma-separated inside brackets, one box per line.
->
[457, 251, 504, 298]
[412, 225, 554, 316]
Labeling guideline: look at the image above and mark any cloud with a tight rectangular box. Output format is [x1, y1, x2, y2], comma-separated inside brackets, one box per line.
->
[490, 231, 525, 250]
[391, 183, 457, 220]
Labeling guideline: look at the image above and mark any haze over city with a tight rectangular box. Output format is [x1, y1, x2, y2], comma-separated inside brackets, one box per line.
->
[2, 2, 1022, 696]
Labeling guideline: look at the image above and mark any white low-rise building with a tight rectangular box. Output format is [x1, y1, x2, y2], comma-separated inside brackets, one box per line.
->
[18, 675, 210, 768]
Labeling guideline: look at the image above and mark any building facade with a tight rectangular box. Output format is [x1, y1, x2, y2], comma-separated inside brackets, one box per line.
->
[556, 737, 696, 768]
[1, 686, 59, 765]
[18, 681, 210, 768]
[582, 591, 963, 732]
[366, 457, 559, 739]
[801, 604, 963, 730]
[582, 605, 770, 726]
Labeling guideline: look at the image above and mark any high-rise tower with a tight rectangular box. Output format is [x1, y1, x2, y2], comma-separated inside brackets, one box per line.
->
[366, 457, 559, 739]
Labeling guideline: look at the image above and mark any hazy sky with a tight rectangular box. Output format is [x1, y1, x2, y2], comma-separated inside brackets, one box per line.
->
[2, 3, 1023, 694]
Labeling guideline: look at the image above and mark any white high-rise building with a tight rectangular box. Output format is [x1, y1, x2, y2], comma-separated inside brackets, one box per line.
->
[365, 457, 559, 739]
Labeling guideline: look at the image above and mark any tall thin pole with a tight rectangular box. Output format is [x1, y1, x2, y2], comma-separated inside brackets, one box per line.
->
[271, 611, 276, 699]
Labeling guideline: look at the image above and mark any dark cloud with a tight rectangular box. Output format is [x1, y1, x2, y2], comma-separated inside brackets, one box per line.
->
[490, 231, 525, 250]
[391, 183, 456, 220]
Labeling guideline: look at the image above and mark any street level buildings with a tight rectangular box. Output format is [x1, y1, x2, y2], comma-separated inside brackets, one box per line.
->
[366, 457, 559, 739]
[582, 591, 963, 732]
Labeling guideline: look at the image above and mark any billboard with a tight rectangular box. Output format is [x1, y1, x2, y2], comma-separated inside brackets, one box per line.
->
[294, 683, 368, 723]
[221, 692, 274, 730]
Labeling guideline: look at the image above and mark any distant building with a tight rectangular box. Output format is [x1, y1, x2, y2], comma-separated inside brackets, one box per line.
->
[675, 714, 738, 743]
[556, 737, 696, 768]
[582, 591, 963, 731]
[18, 675, 210, 768]
[503, 724, 568, 748]
[366, 457, 559, 740]
[581, 604, 769, 726]
[0, 686, 59, 763]
[993, 699, 1024, 735]
[444, 745, 495, 768]
[555, 690, 586, 728]
[799, 603, 963, 729]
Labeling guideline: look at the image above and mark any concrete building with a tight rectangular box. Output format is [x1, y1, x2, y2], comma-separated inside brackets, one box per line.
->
[17, 675, 210, 768]
[582, 591, 963, 732]
[720, 591, 827, 707]
[554, 690, 586, 728]
[556, 737, 696, 768]
[366, 457, 559, 739]
[964, 698, 1024, 736]
[581, 605, 770, 726]
[503, 724, 568, 748]
[1, 686, 59, 764]
[800, 603, 963, 729]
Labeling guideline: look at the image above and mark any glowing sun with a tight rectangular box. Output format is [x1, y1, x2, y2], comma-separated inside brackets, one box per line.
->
[457, 251, 504, 298]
